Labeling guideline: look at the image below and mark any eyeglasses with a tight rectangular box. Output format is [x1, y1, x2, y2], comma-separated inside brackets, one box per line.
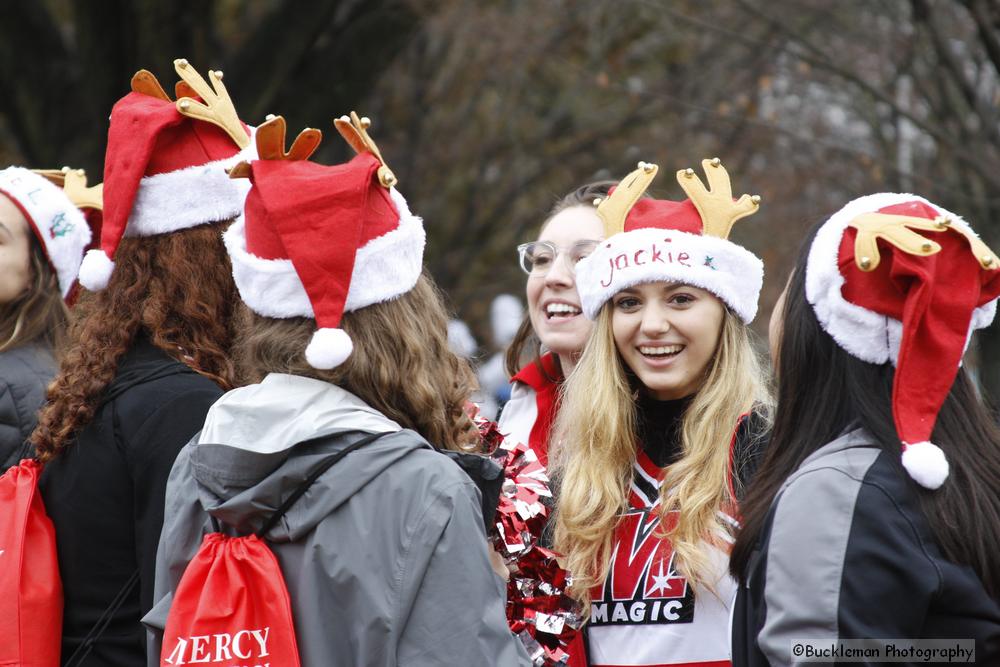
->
[516, 240, 600, 276]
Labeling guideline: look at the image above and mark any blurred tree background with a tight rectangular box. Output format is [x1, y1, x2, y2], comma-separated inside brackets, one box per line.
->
[2, 0, 1000, 398]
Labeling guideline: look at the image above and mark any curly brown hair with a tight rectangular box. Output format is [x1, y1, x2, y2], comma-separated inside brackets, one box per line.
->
[32, 222, 239, 463]
[234, 271, 479, 453]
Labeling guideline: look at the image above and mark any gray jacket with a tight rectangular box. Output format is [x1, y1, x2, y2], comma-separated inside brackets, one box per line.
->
[145, 373, 529, 666]
[0, 343, 56, 469]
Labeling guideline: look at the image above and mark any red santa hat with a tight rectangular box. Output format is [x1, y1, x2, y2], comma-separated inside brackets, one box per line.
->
[224, 113, 425, 369]
[0, 166, 102, 299]
[78, 59, 256, 291]
[575, 159, 763, 323]
[805, 193, 1000, 489]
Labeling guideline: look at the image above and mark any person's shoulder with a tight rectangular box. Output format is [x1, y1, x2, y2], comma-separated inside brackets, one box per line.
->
[395, 440, 477, 486]
[773, 431, 892, 515]
[109, 366, 222, 456]
[375, 432, 481, 503]
[0, 344, 56, 386]
[114, 365, 222, 413]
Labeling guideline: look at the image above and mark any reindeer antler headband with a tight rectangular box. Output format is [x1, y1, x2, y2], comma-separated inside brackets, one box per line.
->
[131, 59, 250, 150]
[33, 167, 103, 211]
[572, 157, 765, 324]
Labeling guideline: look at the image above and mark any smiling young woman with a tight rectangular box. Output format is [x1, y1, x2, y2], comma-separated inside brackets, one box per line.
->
[551, 160, 771, 667]
[610, 283, 726, 400]
[499, 182, 611, 468]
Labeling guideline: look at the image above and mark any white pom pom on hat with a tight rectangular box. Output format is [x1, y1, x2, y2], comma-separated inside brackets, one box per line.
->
[901, 441, 950, 490]
[78, 249, 116, 291]
[305, 327, 354, 370]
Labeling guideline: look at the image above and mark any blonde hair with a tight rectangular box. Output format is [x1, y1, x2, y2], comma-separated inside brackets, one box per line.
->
[234, 272, 479, 453]
[551, 302, 771, 608]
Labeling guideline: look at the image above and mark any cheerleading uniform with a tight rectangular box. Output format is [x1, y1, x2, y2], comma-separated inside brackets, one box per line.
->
[572, 397, 766, 667]
[497, 353, 562, 468]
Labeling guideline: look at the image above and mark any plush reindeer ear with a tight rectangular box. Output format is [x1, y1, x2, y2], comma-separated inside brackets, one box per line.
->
[333, 111, 397, 188]
[131, 70, 171, 101]
[228, 115, 322, 180]
[676, 158, 760, 240]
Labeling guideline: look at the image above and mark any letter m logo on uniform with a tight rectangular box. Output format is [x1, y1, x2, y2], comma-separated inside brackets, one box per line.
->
[606, 509, 686, 601]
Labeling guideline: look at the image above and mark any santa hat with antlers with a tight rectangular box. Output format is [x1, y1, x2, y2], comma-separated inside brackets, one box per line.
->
[0, 165, 102, 299]
[806, 193, 1000, 490]
[575, 158, 764, 324]
[78, 58, 256, 291]
[223, 112, 425, 369]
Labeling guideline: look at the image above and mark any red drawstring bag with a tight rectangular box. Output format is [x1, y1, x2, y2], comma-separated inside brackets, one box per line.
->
[0, 459, 63, 667]
[160, 431, 387, 667]
[160, 533, 300, 666]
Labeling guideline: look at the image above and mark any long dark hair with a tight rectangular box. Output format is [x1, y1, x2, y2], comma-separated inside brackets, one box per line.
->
[730, 226, 1000, 599]
[504, 180, 615, 377]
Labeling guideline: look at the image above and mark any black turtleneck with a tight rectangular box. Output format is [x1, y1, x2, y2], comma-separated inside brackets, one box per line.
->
[635, 392, 693, 467]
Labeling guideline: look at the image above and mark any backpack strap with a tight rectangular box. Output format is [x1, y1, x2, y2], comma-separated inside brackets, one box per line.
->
[255, 430, 389, 538]
[62, 569, 140, 667]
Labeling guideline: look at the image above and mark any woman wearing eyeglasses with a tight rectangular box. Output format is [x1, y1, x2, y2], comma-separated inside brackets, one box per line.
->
[498, 182, 609, 468]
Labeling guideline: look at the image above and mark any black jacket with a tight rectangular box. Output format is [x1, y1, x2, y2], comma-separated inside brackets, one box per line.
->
[732, 429, 1000, 666]
[0, 343, 56, 469]
[39, 337, 223, 666]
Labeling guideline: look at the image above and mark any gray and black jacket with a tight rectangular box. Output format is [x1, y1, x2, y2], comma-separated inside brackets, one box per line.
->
[145, 372, 529, 667]
[0, 343, 56, 468]
[732, 429, 1000, 666]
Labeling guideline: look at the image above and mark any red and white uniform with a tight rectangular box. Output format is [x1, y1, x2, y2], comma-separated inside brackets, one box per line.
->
[581, 450, 737, 667]
[497, 353, 561, 468]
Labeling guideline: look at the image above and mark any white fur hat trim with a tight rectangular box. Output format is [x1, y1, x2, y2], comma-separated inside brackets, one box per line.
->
[0, 167, 92, 297]
[575, 227, 763, 323]
[224, 187, 425, 319]
[124, 128, 258, 238]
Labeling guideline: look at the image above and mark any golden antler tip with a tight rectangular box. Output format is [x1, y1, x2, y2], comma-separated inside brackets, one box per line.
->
[710, 157, 721, 167]
[751, 194, 761, 205]
[683, 168, 695, 178]
[921, 242, 933, 252]
[265, 114, 276, 121]
[178, 100, 191, 111]
[213, 70, 224, 80]
[338, 115, 350, 123]
[638, 161, 656, 174]
[76, 169, 85, 176]
[175, 58, 189, 68]
[593, 197, 603, 206]
[935, 216, 951, 229]
[61, 166, 70, 173]
[983, 255, 995, 267]
[360, 116, 372, 129]
[859, 257, 872, 270]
